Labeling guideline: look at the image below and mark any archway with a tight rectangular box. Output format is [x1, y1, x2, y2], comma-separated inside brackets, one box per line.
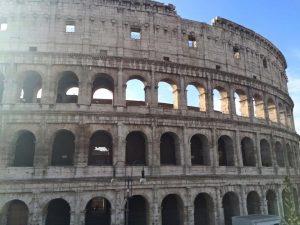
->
[92, 74, 114, 104]
[218, 135, 234, 166]
[190, 134, 210, 166]
[13, 131, 35, 167]
[158, 80, 178, 109]
[85, 197, 111, 225]
[222, 192, 240, 225]
[266, 190, 278, 215]
[194, 193, 214, 225]
[253, 94, 265, 119]
[19, 71, 42, 103]
[56, 71, 79, 103]
[186, 83, 206, 111]
[160, 132, 179, 165]
[260, 139, 272, 167]
[45, 199, 70, 225]
[126, 131, 146, 165]
[235, 89, 249, 117]
[3, 200, 29, 225]
[241, 137, 256, 167]
[275, 142, 285, 167]
[247, 191, 261, 215]
[161, 194, 184, 225]
[125, 195, 148, 225]
[213, 87, 229, 114]
[126, 78, 146, 106]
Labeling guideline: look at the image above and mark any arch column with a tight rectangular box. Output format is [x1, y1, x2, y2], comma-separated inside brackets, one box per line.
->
[29, 194, 43, 225]
[234, 130, 243, 167]
[261, 189, 268, 214]
[229, 87, 235, 117]
[78, 68, 91, 105]
[145, 84, 151, 106]
[115, 68, 125, 107]
[40, 66, 54, 105]
[240, 186, 247, 215]
[186, 188, 194, 225]
[248, 89, 255, 121]
[179, 76, 187, 112]
[255, 132, 263, 168]
[212, 128, 218, 168]
[183, 127, 190, 168]
[2, 64, 19, 104]
[152, 187, 160, 225]
[217, 190, 225, 225]
[150, 69, 158, 108]
[207, 78, 214, 114]
[75, 124, 88, 166]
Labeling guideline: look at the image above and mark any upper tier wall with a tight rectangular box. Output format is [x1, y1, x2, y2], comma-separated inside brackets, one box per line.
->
[0, 0, 288, 93]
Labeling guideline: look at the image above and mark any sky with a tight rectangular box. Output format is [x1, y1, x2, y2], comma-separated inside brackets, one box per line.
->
[156, 0, 300, 133]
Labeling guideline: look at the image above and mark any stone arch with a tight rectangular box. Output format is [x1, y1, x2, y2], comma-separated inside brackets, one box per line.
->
[247, 191, 261, 215]
[266, 189, 278, 215]
[194, 193, 215, 225]
[158, 79, 179, 109]
[241, 137, 256, 167]
[45, 198, 70, 225]
[56, 71, 79, 103]
[13, 130, 35, 167]
[0, 73, 4, 103]
[278, 103, 286, 126]
[222, 192, 240, 225]
[190, 134, 210, 166]
[88, 130, 112, 166]
[286, 144, 295, 168]
[91, 73, 114, 104]
[234, 89, 249, 117]
[260, 139, 272, 167]
[125, 195, 149, 225]
[213, 86, 229, 114]
[161, 194, 184, 225]
[0, 200, 29, 225]
[126, 76, 146, 106]
[275, 141, 285, 167]
[160, 132, 180, 165]
[218, 135, 234, 166]
[186, 82, 206, 112]
[286, 106, 293, 128]
[85, 197, 111, 225]
[19, 71, 42, 103]
[51, 130, 75, 166]
[267, 98, 278, 123]
[253, 93, 265, 119]
[126, 131, 147, 165]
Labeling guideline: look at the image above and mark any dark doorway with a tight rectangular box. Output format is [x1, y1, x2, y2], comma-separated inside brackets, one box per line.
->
[56, 71, 79, 103]
[191, 135, 210, 166]
[20, 71, 42, 103]
[88, 131, 112, 166]
[13, 131, 35, 167]
[241, 137, 256, 167]
[161, 194, 183, 225]
[6, 200, 29, 225]
[194, 193, 214, 225]
[51, 130, 75, 166]
[125, 195, 148, 225]
[85, 197, 111, 225]
[45, 199, 70, 225]
[266, 190, 278, 215]
[247, 191, 261, 214]
[126, 132, 146, 165]
[160, 133, 178, 165]
[218, 136, 234, 166]
[275, 142, 285, 167]
[222, 192, 240, 225]
[260, 139, 272, 167]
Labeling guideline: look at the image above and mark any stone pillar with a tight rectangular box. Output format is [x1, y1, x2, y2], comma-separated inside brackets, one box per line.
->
[186, 188, 194, 225]
[151, 123, 160, 176]
[240, 185, 248, 215]
[152, 187, 160, 225]
[2, 65, 19, 104]
[29, 194, 43, 225]
[261, 189, 268, 214]
[114, 68, 125, 107]
[116, 122, 126, 163]
[41, 65, 54, 105]
[277, 188, 285, 218]
[207, 77, 214, 114]
[183, 127, 191, 168]
[255, 132, 262, 168]
[248, 88, 255, 121]
[228, 87, 235, 116]
[150, 69, 158, 108]
[217, 189, 225, 225]
[75, 124, 88, 166]
[74, 192, 84, 225]
[212, 128, 218, 168]
[145, 84, 151, 106]
[235, 130, 243, 167]
[34, 124, 48, 168]
[78, 67, 91, 105]
[179, 76, 187, 112]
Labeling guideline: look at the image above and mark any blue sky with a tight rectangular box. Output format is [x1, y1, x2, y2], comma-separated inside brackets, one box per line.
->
[157, 0, 300, 133]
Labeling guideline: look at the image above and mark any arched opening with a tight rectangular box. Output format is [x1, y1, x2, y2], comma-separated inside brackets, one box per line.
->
[19, 71, 42, 103]
[266, 190, 278, 215]
[158, 80, 178, 109]
[190, 134, 210, 166]
[275, 142, 285, 167]
[293, 188, 300, 215]
[88, 131, 112, 166]
[126, 131, 146, 165]
[56, 71, 79, 103]
[3, 200, 29, 225]
[45, 199, 70, 225]
[92, 74, 114, 104]
[218, 135, 234, 166]
[213, 87, 229, 114]
[186, 83, 206, 112]
[282, 189, 288, 218]
[13, 131, 35, 167]
[253, 94, 265, 119]
[51, 130, 75, 166]
[161, 194, 184, 225]
[267, 99, 277, 123]
[286, 107, 293, 128]
[0, 74, 4, 103]
[260, 139, 272, 167]
[287, 144, 294, 168]
[235, 90, 249, 117]
[85, 197, 111, 225]
[126, 78, 146, 106]
[160, 132, 180, 165]
[278, 103, 286, 126]
[125, 195, 148, 225]
[222, 192, 240, 225]
[247, 191, 261, 215]
[194, 193, 214, 225]
[241, 137, 256, 167]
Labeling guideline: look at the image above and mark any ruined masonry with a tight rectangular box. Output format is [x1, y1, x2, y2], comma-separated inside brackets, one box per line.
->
[0, 0, 299, 225]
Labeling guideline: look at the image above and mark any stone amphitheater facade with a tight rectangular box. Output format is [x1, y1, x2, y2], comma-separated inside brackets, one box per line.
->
[0, 0, 299, 225]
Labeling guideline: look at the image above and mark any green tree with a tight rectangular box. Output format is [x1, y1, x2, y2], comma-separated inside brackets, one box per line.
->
[282, 176, 300, 225]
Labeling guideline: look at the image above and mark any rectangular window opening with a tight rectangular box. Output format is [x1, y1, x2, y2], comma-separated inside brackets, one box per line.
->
[233, 46, 240, 59]
[163, 56, 170, 62]
[188, 35, 197, 48]
[131, 27, 141, 40]
[66, 21, 75, 33]
[0, 21, 7, 31]
[29, 46, 37, 52]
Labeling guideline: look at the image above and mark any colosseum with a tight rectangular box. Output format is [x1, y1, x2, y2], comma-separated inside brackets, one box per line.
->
[0, 0, 299, 225]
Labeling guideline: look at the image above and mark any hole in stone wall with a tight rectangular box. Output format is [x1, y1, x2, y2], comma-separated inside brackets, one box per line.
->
[13, 131, 35, 167]
[126, 78, 146, 106]
[160, 132, 179, 165]
[241, 137, 256, 167]
[158, 80, 178, 109]
[161, 194, 184, 225]
[85, 197, 111, 225]
[218, 135, 234, 166]
[126, 131, 146, 165]
[45, 199, 70, 225]
[56, 71, 79, 103]
[247, 191, 261, 215]
[222, 192, 240, 225]
[190, 134, 210, 166]
[92, 74, 114, 104]
[20, 71, 42, 103]
[260, 139, 272, 167]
